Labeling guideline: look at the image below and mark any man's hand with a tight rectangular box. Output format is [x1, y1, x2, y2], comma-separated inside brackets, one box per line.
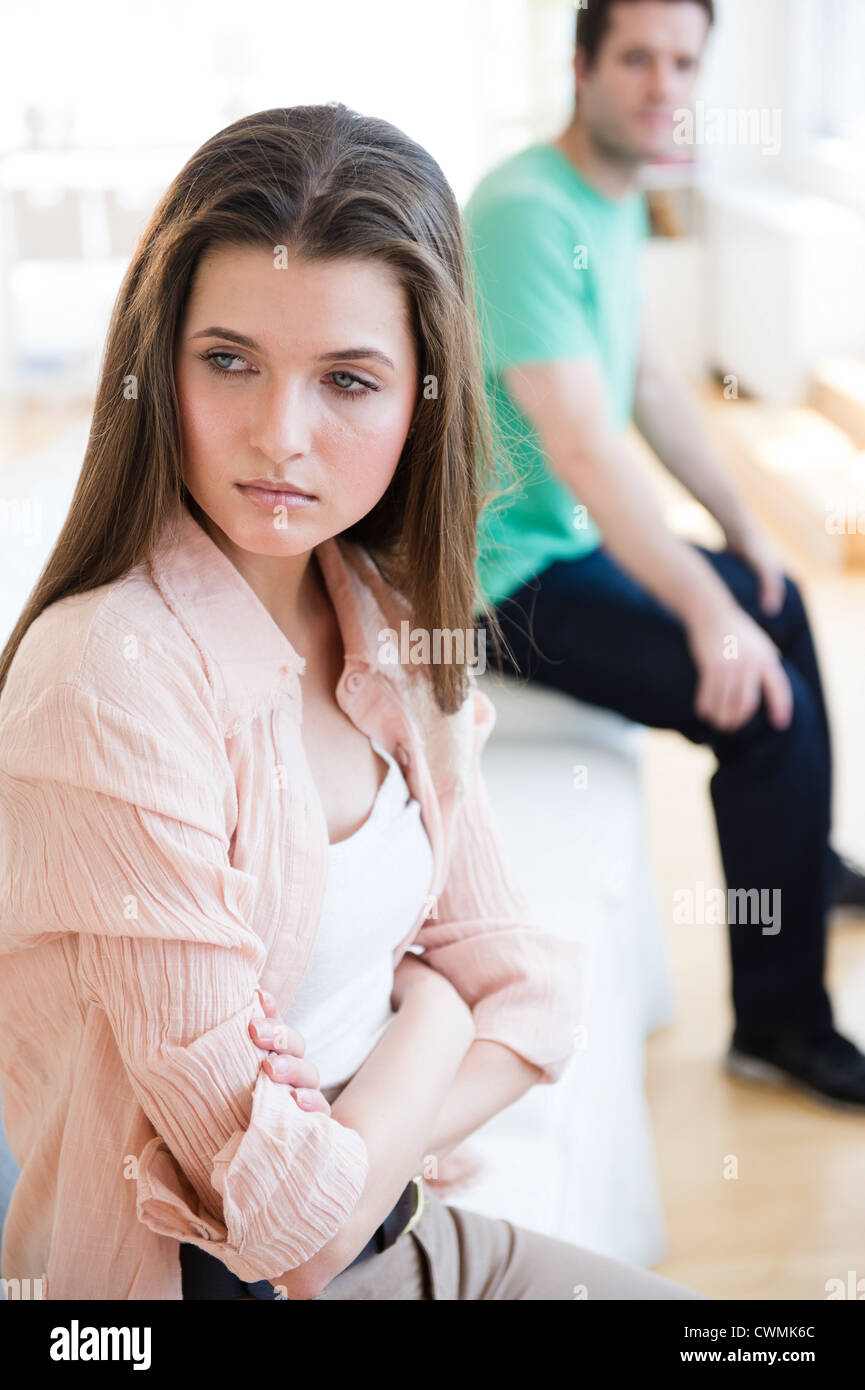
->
[724, 521, 788, 618]
[499, 356, 798, 738]
[686, 603, 793, 734]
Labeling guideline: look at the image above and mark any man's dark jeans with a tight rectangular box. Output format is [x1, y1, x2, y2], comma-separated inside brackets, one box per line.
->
[479, 545, 836, 1043]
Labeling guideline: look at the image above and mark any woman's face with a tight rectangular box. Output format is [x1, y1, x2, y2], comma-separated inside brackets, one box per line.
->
[175, 243, 418, 558]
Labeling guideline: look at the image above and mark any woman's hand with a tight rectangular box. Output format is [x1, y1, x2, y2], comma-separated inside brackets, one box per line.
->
[401, 954, 475, 1046]
[258, 957, 474, 1113]
[248, 988, 331, 1115]
[390, 949, 443, 1011]
[389, 953, 475, 1050]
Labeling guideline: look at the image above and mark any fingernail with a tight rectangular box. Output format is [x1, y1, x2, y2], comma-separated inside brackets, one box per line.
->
[256, 1021, 275, 1040]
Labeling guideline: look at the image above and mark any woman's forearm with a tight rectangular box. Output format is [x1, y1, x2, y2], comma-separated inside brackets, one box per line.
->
[423, 1040, 542, 1162]
[271, 975, 474, 1298]
[273, 1034, 542, 1298]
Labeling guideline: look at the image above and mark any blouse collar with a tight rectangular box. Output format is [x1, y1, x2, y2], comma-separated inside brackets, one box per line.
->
[148, 500, 400, 737]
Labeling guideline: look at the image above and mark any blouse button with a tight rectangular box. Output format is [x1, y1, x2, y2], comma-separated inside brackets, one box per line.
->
[345, 672, 364, 693]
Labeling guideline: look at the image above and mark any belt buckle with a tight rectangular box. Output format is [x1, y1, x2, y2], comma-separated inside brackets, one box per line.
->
[399, 1175, 426, 1239]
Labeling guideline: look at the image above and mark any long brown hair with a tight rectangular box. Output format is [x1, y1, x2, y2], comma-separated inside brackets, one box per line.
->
[0, 104, 518, 714]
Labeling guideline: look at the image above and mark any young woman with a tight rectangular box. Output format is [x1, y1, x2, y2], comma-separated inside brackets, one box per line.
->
[0, 104, 705, 1301]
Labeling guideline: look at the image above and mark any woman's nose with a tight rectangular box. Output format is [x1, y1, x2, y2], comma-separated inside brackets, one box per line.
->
[249, 381, 313, 461]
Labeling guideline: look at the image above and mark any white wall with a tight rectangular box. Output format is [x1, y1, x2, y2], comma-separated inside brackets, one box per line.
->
[694, 0, 865, 398]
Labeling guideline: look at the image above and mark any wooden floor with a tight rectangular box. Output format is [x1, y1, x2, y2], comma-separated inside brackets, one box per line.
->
[4, 391, 864, 1302]
[637, 409, 865, 1302]
[644, 732, 865, 1301]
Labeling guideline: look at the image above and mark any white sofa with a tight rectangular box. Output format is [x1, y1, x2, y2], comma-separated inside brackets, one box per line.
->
[440, 670, 676, 1268]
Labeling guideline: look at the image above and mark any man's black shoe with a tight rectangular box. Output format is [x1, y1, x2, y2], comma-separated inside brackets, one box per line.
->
[725, 1028, 865, 1112]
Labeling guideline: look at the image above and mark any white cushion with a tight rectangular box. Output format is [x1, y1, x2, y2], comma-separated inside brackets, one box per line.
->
[445, 677, 675, 1268]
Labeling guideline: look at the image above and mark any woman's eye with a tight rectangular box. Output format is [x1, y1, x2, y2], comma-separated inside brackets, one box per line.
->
[197, 353, 379, 398]
[327, 370, 379, 400]
[200, 350, 251, 378]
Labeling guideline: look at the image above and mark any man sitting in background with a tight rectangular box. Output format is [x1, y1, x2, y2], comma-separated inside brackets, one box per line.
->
[466, 0, 865, 1110]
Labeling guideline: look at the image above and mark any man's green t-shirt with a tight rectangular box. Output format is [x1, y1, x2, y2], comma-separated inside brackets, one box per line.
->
[463, 141, 650, 611]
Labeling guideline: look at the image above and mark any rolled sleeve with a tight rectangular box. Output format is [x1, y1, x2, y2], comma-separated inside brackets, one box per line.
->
[0, 684, 369, 1280]
[80, 928, 369, 1281]
[414, 688, 586, 1085]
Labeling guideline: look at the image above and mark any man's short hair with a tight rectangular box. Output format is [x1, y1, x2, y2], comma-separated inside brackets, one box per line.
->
[576, 0, 715, 69]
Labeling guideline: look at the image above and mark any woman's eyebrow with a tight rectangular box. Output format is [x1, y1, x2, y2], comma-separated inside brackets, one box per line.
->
[190, 326, 395, 370]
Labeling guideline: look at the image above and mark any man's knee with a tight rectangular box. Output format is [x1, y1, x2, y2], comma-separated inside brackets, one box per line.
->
[780, 573, 807, 627]
[717, 661, 818, 754]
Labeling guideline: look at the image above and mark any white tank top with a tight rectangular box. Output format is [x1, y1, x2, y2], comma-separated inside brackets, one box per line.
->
[282, 737, 434, 1093]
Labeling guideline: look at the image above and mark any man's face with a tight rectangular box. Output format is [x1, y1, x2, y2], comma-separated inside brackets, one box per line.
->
[576, 1, 709, 162]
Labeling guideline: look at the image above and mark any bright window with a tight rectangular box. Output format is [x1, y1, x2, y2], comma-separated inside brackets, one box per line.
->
[812, 0, 865, 145]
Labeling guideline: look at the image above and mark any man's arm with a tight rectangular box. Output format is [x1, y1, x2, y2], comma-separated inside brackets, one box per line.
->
[633, 325, 786, 615]
[502, 355, 793, 734]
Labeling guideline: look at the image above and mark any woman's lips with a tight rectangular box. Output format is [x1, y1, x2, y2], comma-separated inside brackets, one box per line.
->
[236, 483, 317, 510]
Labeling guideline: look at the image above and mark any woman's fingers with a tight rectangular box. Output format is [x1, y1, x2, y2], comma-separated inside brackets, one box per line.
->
[249, 1017, 307, 1055]
[290, 1088, 331, 1116]
[261, 1053, 321, 1089]
[251, 993, 328, 1113]
[255, 987, 279, 1019]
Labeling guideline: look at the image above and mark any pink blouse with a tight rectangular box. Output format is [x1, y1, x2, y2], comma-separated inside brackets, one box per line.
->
[0, 501, 586, 1300]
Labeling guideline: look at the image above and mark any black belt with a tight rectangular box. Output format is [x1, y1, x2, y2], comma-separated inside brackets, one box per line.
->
[180, 1176, 425, 1300]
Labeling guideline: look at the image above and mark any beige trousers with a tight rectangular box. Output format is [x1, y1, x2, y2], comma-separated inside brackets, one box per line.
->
[310, 1186, 709, 1301]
